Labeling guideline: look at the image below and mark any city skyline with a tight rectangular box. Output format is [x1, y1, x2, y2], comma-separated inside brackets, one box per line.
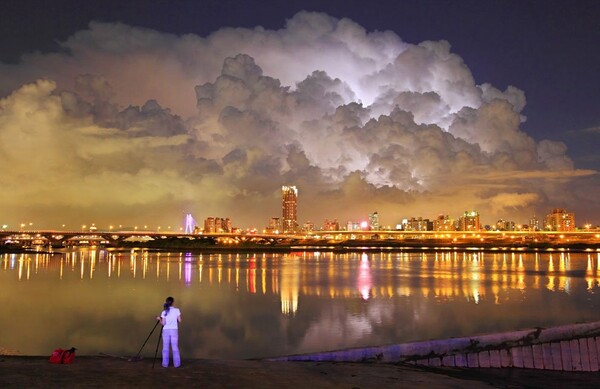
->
[1, 201, 590, 233]
[1, 1, 599, 229]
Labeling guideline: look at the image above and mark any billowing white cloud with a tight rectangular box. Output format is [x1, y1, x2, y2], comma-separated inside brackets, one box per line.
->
[0, 11, 597, 228]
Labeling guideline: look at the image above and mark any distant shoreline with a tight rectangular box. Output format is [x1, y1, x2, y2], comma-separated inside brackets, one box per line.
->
[3, 239, 600, 255]
[111, 237, 600, 254]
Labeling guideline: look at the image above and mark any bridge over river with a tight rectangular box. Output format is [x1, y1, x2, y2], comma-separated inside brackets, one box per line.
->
[1, 229, 599, 251]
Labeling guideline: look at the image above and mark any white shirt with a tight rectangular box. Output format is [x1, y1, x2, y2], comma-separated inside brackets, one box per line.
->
[161, 307, 181, 330]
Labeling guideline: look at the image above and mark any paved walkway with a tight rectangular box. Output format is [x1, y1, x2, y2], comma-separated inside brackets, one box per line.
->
[2, 356, 600, 388]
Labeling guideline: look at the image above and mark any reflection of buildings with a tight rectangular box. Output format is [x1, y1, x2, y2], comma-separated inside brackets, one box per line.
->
[282, 185, 298, 233]
[280, 260, 300, 315]
[545, 208, 575, 231]
[5, 250, 600, 314]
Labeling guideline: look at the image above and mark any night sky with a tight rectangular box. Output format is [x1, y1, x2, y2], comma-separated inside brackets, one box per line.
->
[1, 0, 599, 229]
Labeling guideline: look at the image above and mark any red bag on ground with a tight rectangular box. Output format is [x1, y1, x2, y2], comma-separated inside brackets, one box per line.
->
[49, 347, 76, 364]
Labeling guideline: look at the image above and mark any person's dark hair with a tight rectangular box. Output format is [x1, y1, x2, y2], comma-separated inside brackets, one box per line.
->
[163, 296, 174, 315]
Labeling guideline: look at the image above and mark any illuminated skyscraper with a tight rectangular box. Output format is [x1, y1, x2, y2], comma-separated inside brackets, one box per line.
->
[282, 185, 298, 233]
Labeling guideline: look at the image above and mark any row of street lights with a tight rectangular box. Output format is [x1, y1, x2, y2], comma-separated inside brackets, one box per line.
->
[78, 224, 180, 232]
[0, 223, 181, 232]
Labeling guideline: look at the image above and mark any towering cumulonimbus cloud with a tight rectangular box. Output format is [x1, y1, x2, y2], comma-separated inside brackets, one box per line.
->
[0, 11, 596, 228]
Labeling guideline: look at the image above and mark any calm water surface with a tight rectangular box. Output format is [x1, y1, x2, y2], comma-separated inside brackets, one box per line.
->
[2, 249, 600, 359]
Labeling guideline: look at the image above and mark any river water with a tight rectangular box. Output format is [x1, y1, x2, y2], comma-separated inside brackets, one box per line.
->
[2, 249, 600, 359]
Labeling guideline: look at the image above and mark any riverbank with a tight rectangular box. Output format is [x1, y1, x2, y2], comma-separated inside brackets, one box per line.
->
[1, 355, 600, 388]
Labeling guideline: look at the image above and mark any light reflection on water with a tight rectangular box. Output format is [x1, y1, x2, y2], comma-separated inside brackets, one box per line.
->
[2, 249, 600, 359]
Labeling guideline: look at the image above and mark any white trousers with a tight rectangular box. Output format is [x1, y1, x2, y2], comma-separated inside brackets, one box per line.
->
[161, 329, 180, 367]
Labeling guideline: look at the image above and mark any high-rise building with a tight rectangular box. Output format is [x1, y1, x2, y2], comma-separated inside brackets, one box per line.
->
[529, 215, 540, 231]
[302, 221, 315, 232]
[495, 219, 515, 231]
[459, 211, 481, 231]
[204, 217, 215, 233]
[544, 208, 575, 231]
[347, 221, 362, 231]
[267, 217, 281, 233]
[434, 214, 455, 231]
[204, 217, 232, 233]
[368, 211, 379, 231]
[407, 217, 432, 231]
[323, 219, 340, 231]
[282, 185, 298, 233]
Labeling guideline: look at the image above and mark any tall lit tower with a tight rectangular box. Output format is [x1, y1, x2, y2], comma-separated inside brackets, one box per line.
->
[282, 185, 298, 233]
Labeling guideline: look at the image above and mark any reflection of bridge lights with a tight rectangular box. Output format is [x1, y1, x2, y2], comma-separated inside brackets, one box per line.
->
[184, 261, 192, 285]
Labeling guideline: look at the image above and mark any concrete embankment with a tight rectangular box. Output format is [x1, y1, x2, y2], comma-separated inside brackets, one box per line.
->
[271, 321, 600, 372]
